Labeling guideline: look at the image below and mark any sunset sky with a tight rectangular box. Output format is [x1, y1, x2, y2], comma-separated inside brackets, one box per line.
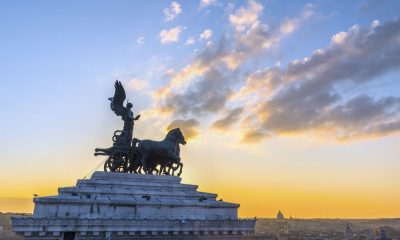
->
[0, 0, 399, 218]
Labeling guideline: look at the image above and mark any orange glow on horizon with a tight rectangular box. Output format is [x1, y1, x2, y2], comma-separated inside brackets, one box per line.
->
[2, 183, 399, 219]
[1, 134, 399, 219]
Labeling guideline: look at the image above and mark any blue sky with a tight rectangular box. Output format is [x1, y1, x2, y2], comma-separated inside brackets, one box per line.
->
[0, 0, 400, 217]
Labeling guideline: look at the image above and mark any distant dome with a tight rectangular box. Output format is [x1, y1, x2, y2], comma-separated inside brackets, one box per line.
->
[277, 210, 284, 220]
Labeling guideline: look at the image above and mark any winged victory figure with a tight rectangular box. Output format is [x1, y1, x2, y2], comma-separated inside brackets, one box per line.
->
[108, 80, 140, 146]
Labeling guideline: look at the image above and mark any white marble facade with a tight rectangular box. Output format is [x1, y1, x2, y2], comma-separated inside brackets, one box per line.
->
[12, 172, 255, 239]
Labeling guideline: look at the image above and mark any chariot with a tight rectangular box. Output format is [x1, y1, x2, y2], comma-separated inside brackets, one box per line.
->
[94, 81, 185, 176]
[95, 129, 184, 176]
[94, 130, 136, 173]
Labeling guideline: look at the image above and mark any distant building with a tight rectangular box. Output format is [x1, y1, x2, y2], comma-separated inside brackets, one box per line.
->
[345, 223, 355, 240]
[277, 210, 284, 220]
[378, 227, 392, 240]
[367, 229, 375, 240]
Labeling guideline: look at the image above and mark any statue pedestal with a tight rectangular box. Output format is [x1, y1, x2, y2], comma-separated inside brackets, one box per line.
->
[12, 172, 255, 239]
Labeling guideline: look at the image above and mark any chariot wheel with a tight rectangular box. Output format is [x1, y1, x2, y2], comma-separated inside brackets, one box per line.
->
[104, 152, 129, 172]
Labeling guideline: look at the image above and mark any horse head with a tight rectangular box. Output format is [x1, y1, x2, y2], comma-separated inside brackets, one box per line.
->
[166, 128, 186, 145]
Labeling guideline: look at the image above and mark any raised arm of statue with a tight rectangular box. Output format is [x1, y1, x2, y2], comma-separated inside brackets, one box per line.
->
[134, 115, 140, 121]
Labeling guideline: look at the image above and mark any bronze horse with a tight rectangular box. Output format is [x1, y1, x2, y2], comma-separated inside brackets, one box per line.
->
[130, 128, 186, 175]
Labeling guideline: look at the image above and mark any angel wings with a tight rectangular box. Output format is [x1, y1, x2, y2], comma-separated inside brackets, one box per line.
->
[108, 80, 128, 117]
[108, 80, 140, 122]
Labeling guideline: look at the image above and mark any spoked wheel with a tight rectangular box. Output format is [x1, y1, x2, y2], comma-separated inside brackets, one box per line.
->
[127, 151, 141, 173]
[104, 152, 129, 172]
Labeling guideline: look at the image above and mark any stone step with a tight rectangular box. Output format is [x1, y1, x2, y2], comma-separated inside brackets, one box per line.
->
[58, 187, 218, 200]
[91, 171, 181, 183]
[30, 171, 241, 221]
[34, 195, 238, 208]
[76, 179, 198, 191]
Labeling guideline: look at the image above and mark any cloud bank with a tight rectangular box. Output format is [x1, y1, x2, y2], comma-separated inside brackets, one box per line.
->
[152, 0, 400, 143]
[241, 19, 400, 142]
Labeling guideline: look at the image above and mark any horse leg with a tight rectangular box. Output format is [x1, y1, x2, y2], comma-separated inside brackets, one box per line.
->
[153, 165, 159, 175]
[161, 161, 168, 175]
[130, 153, 139, 173]
[158, 164, 163, 175]
[140, 153, 149, 174]
[171, 163, 176, 176]
[132, 161, 139, 174]
[177, 163, 183, 176]
[160, 160, 168, 175]
[168, 164, 172, 175]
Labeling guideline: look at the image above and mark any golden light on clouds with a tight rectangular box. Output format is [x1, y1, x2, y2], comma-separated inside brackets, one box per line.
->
[166, 119, 200, 140]
[152, 62, 209, 101]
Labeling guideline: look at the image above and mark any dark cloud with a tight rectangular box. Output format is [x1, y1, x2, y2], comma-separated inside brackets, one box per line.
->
[166, 118, 200, 140]
[242, 129, 270, 143]
[326, 95, 399, 126]
[240, 67, 283, 96]
[195, 38, 231, 67]
[163, 68, 235, 116]
[158, 27, 276, 117]
[260, 83, 341, 132]
[157, 3, 400, 143]
[242, 19, 400, 142]
[286, 19, 400, 84]
[211, 107, 243, 131]
[157, 1, 295, 118]
[372, 120, 400, 135]
[323, 95, 400, 139]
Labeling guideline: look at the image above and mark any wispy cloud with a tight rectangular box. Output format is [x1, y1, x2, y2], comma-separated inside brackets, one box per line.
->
[211, 107, 243, 131]
[159, 26, 183, 44]
[199, 0, 217, 10]
[279, 3, 314, 34]
[229, 0, 263, 32]
[185, 37, 196, 45]
[136, 36, 145, 45]
[126, 78, 149, 91]
[163, 1, 182, 22]
[200, 29, 213, 40]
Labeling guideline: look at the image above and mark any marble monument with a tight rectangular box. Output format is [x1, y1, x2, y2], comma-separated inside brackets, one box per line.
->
[12, 81, 256, 239]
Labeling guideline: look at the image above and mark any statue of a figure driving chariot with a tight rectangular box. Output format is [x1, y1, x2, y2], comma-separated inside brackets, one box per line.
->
[94, 81, 185, 176]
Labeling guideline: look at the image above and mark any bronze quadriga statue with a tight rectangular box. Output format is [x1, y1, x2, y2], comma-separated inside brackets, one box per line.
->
[94, 81, 185, 176]
[12, 83, 256, 240]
